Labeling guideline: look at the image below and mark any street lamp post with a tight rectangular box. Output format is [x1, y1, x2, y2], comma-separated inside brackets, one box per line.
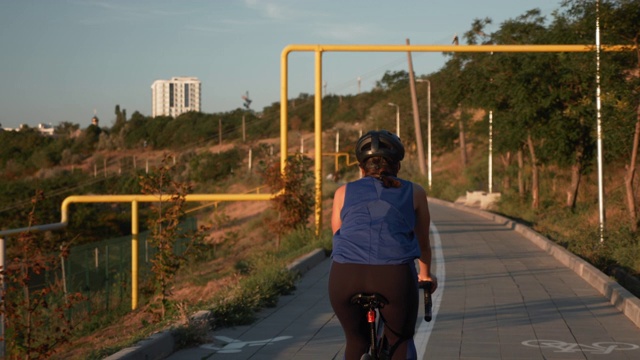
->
[416, 79, 432, 189]
[388, 102, 400, 138]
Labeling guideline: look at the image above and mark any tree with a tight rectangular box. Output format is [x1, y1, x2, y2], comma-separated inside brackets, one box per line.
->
[54, 122, 79, 137]
[435, 53, 470, 170]
[261, 154, 314, 247]
[1, 191, 84, 358]
[375, 70, 409, 91]
[139, 155, 209, 320]
[558, 0, 640, 227]
[541, 23, 595, 208]
[71, 124, 101, 155]
[601, 0, 640, 231]
[111, 104, 127, 135]
[463, 9, 558, 209]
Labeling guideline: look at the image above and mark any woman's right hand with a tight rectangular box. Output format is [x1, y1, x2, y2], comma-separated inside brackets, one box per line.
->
[418, 274, 438, 293]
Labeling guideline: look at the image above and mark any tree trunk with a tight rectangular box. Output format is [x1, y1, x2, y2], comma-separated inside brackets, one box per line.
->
[459, 116, 467, 168]
[567, 163, 581, 209]
[500, 152, 512, 191]
[624, 103, 640, 232]
[527, 133, 539, 210]
[566, 146, 583, 210]
[518, 148, 525, 199]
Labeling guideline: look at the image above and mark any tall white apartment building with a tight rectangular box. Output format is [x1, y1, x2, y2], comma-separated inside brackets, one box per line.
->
[151, 77, 201, 117]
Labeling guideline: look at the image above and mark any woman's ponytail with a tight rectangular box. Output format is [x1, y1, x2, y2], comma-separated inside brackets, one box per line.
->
[361, 157, 401, 188]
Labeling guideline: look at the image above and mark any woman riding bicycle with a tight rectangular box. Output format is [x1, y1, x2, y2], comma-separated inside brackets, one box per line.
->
[329, 130, 438, 360]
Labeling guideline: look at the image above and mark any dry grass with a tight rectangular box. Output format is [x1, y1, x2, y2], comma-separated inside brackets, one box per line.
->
[49, 190, 275, 359]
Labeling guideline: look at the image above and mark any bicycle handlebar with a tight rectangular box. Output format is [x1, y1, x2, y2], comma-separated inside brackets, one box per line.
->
[418, 280, 433, 322]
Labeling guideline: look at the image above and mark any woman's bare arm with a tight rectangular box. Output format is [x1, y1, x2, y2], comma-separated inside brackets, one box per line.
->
[331, 185, 346, 234]
[413, 182, 438, 291]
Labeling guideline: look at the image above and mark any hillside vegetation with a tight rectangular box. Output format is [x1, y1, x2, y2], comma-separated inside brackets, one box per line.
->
[0, 0, 639, 358]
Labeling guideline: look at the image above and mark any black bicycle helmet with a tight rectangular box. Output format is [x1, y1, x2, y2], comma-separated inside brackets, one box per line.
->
[355, 130, 405, 163]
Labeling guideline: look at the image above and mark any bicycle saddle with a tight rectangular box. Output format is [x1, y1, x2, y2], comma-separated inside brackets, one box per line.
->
[350, 293, 389, 309]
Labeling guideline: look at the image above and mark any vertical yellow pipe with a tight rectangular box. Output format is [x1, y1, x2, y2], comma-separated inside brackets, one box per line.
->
[280, 47, 290, 173]
[131, 200, 139, 310]
[314, 49, 323, 235]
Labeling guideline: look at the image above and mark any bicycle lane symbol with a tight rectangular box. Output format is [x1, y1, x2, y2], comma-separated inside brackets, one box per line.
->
[522, 339, 639, 355]
[201, 335, 293, 353]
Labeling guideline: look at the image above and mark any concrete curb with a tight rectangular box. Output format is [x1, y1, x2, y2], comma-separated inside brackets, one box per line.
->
[104, 331, 175, 360]
[428, 197, 640, 329]
[104, 248, 328, 360]
[286, 248, 328, 274]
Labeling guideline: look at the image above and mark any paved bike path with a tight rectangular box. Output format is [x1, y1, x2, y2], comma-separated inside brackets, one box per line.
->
[162, 199, 640, 359]
[425, 200, 640, 359]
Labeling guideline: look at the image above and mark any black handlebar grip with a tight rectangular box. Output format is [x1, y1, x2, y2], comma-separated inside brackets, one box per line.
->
[418, 281, 433, 322]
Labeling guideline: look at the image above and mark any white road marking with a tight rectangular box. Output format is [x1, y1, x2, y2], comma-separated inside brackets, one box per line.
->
[522, 340, 639, 354]
[201, 335, 293, 353]
[415, 222, 444, 359]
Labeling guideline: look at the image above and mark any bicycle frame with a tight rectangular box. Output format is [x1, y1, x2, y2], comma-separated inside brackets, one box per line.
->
[350, 281, 433, 360]
[351, 293, 389, 360]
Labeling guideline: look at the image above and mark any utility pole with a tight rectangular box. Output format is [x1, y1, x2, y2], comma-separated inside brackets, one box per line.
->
[242, 114, 246, 142]
[406, 38, 426, 175]
[489, 111, 493, 193]
[416, 79, 432, 189]
[1, 236, 5, 358]
[595, 0, 605, 242]
[241, 92, 252, 143]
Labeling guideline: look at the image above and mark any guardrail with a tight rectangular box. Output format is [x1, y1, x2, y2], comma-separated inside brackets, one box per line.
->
[0, 189, 281, 357]
[322, 151, 359, 174]
[0, 191, 280, 309]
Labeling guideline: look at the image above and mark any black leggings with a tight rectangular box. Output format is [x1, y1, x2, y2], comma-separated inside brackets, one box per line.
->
[328, 261, 418, 360]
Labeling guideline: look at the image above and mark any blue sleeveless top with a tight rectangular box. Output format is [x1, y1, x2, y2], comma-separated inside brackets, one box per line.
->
[332, 176, 420, 265]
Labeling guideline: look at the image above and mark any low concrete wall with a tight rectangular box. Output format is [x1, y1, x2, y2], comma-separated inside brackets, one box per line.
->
[104, 331, 175, 360]
[463, 190, 501, 209]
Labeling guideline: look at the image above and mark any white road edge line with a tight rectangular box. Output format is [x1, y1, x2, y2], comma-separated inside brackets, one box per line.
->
[415, 221, 444, 359]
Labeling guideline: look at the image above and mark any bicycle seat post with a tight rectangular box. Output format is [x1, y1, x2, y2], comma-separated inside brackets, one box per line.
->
[350, 293, 389, 359]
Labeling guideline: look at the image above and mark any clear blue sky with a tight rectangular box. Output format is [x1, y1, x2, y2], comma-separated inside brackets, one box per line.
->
[0, 0, 563, 130]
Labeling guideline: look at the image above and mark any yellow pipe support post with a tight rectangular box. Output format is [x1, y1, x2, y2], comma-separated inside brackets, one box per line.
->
[131, 201, 139, 310]
[280, 47, 290, 174]
[0, 193, 281, 311]
[315, 48, 323, 236]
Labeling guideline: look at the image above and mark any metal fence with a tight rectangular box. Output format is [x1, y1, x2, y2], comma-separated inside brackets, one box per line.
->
[62, 217, 197, 316]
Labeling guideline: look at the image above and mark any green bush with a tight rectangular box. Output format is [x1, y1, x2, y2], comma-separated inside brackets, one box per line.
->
[279, 227, 333, 259]
[209, 261, 297, 329]
[188, 148, 242, 183]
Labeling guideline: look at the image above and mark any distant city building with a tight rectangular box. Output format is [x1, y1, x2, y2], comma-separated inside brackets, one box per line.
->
[151, 77, 201, 118]
[37, 123, 55, 136]
[2, 123, 54, 136]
